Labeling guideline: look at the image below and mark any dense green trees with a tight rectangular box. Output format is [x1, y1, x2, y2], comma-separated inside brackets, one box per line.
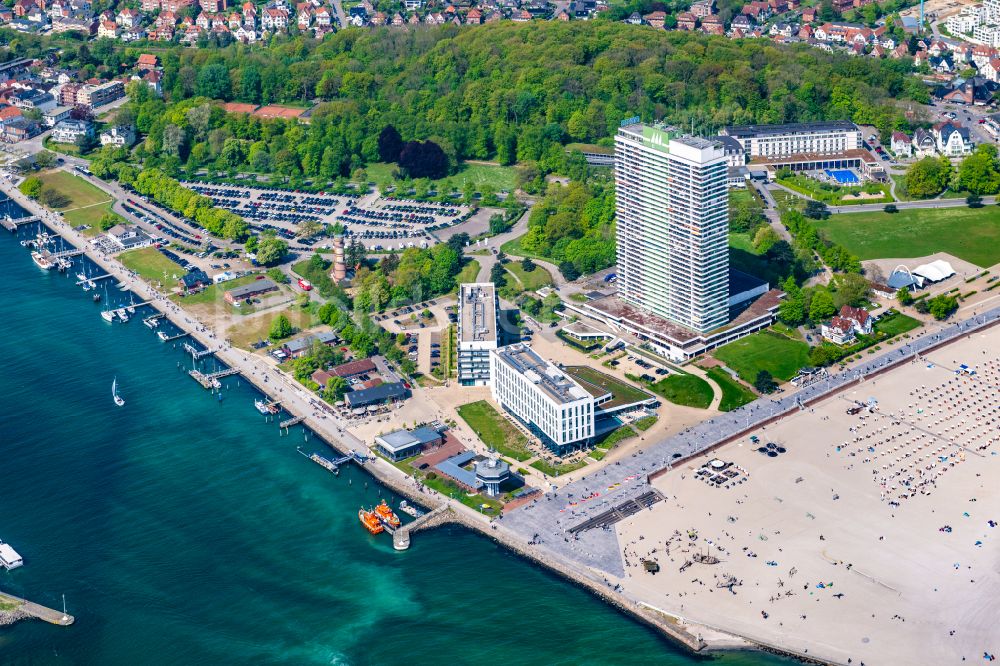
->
[256, 236, 289, 265]
[904, 156, 952, 199]
[520, 179, 616, 277]
[18, 176, 41, 199]
[782, 209, 862, 274]
[269, 314, 293, 340]
[957, 145, 1000, 195]
[129, 168, 249, 241]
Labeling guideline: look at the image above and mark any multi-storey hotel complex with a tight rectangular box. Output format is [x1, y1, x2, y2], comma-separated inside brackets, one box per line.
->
[615, 125, 730, 333]
[570, 123, 781, 360]
[457, 282, 499, 386]
[489, 344, 595, 452]
[720, 120, 862, 158]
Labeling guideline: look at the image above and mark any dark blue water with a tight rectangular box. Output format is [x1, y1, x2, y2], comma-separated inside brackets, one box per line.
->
[0, 219, 791, 665]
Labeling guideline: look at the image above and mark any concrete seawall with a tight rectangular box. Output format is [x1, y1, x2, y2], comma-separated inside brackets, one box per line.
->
[0, 590, 73, 626]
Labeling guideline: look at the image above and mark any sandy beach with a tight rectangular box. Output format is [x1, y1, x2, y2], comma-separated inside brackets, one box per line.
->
[616, 327, 1000, 665]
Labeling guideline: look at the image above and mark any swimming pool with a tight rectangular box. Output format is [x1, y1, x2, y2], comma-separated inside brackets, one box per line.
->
[825, 168, 860, 184]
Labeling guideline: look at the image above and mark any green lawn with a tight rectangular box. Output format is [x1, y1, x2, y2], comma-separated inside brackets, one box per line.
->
[119, 247, 183, 282]
[728, 232, 756, 254]
[704, 367, 756, 412]
[453, 259, 481, 286]
[648, 373, 714, 409]
[37, 170, 110, 208]
[815, 206, 1000, 268]
[713, 330, 811, 383]
[365, 161, 517, 192]
[421, 473, 503, 514]
[563, 365, 652, 408]
[172, 275, 260, 307]
[777, 175, 892, 205]
[530, 459, 587, 477]
[457, 400, 532, 461]
[506, 262, 553, 291]
[873, 311, 922, 337]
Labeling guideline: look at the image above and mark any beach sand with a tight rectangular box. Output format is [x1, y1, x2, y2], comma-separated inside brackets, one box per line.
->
[615, 327, 1000, 665]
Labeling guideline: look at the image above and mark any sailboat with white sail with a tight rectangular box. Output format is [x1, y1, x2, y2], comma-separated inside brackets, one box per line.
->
[112, 377, 125, 407]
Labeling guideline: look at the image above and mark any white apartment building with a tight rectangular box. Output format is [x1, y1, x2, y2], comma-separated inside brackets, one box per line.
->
[489, 344, 594, 452]
[986, 0, 1000, 24]
[974, 24, 1000, 47]
[720, 120, 862, 158]
[457, 282, 499, 386]
[615, 124, 730, 333]
[946, 5, 983, 34]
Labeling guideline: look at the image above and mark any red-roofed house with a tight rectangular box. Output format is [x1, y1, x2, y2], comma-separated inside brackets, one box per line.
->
[821, 316, 856, 344]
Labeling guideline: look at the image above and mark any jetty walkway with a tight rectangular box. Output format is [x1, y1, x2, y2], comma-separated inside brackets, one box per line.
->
[0, 590, 73, 626]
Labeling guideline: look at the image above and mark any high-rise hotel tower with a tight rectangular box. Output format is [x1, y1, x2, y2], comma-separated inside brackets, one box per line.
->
[614, 124, 729, 333]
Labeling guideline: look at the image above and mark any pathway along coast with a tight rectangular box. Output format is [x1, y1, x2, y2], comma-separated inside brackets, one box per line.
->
[5, 177, 997, 664]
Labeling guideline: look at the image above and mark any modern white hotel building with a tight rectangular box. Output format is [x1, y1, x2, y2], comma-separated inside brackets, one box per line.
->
[457, 282, 499, 386]
[614, 124, 730, 333]
[489, 344, 595, 453]
[720, 120, 862, 158]
[567, 122, 781, 361]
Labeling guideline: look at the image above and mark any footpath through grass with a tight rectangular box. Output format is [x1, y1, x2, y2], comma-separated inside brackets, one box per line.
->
[505, 262, 553, 292]
[815, 206, 1000, 268]
[713, 330, 810, 383]
[457, 400, 532, 461]
[703, 367, 756, 412]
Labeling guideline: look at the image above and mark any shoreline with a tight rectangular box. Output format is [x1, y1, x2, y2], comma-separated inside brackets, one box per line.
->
[9, 178, 993, 664]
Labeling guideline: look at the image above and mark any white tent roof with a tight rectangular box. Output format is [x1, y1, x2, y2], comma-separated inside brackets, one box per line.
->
[912, 260, 955, 283]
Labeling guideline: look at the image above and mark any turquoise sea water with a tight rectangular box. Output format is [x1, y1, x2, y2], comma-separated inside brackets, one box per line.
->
[0, 220, 792, 666]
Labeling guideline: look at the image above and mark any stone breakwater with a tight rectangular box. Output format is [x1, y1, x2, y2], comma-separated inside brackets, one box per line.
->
[0, 608, 28, 626]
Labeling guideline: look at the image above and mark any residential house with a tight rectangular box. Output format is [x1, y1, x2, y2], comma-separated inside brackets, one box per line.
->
[371, 10, 387, 25]
[730, 13, 754, 30]
[465, 7, 481, 23]
[136, 53, 159, 72]
[690, 0, 714, 16]
[296, 1, 312, 27]
[839, 305, 873, 335]
[929, 54, 955, 74]
[58, 83, 80, 106]
[233, 24, 256, 41]
[821, 316, 855, 344]
[933, 120, 973, 156]
[0, 105, 24, 129]
[890, 131, 912, 157]
[140, 0, 160, 10]
[801, 6, 815, 22]
[623, 10, 642, 24]
[314, 6, 331, 25]
[115, 7, 139, 27]
[741, 0, 771, 21]
[2, 117, 37, 142]
[42, 104, 71, 126]
[769, 21, 796, 37]
[179, 269, 210, 292]
[261, 6, 288, 28]
[200, 0, 226, 11]
[99, 124, 135, 147]
[155, 11, 177, 27]
[97, 19, 117, 37]
[161, 0, 194, 12]
[700, 14, 723, 33]
[11, 89, 55, 112]
[912, 128, 936, 157]
[645, 9, 667, 28]
[50, 118, 92, 143]
[980, 58, 1000, 83]
[675, 11, 695, 29]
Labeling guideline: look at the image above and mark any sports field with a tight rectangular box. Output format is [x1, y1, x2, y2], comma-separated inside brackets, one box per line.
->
[815, 206, 1000, 268]
[713, 330, 811, 383]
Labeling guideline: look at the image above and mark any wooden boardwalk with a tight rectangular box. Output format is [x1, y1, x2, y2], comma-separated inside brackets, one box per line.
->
[0, 590, 74, 626]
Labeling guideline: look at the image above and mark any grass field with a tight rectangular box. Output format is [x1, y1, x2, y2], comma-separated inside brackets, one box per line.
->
[704, 367, 757, 412]
[365, 162, 517, 192]
[506, 262, 553, 291]
[563, 365, 652, 408]
[37, 169, 114, 229]
[228, 308, 315, 349]
[713, 330, 811, 383]
[119, 247, 183, 282]
[648, 373, 714, 409]
[172, 275, 260, 308]
[729, 232, 756, 254]
[457, 400, 532, 461]
[873, 311, 922, 337]
[815, 206, 1000, 268]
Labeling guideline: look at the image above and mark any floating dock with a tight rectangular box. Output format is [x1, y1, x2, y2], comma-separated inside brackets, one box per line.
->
[0, 215, 40, 231]
[0, 590, 74, 626]
[183, 343, 215, 360]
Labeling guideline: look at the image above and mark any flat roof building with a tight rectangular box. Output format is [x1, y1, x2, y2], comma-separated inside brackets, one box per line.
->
[615, 124, 730, 333]
[720, 120, 862, 158]
[458, 282, 499, 386]
[375, 426, 442, 461]
[489, 343, 594, 453]
[345, 381, 407, 407]
[224, 277, 278, 305]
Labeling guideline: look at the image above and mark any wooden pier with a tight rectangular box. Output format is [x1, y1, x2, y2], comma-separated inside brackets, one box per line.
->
[279, 415, 306, 428]
[0, 215, 39, 231]
[189, 367, 240, 389]
[49, 248, 84, 259]
[158, 331, 188, 342]
[0, 590, 74, 626]
[183, 342, 215, 360]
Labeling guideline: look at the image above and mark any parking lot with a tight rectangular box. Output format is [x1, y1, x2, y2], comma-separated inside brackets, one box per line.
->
[183, 183, 493, 251]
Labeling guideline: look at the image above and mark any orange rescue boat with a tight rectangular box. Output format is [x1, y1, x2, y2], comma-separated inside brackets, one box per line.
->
[373, 499, 401, 529]
[359, 507, 384, 535]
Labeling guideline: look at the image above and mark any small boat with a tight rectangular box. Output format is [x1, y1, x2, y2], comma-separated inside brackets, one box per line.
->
[399, 500, 424, 518]
[127, 305, 136, 314]
[359, 508, 384, 535]
[112, 377, 125, 407]
[93, 293, 101, 303]
[157, 331, 169, 341]
[81, 281, 92, 292]
[101, 310, 114, 322]
[76, 272, 87, 281]
[0, 540, 23, 570]
[116, 308, 129, 322]
[255, 399, 271, 414]
[373, 499, 401, 529]
[31, 251, 55, 270]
